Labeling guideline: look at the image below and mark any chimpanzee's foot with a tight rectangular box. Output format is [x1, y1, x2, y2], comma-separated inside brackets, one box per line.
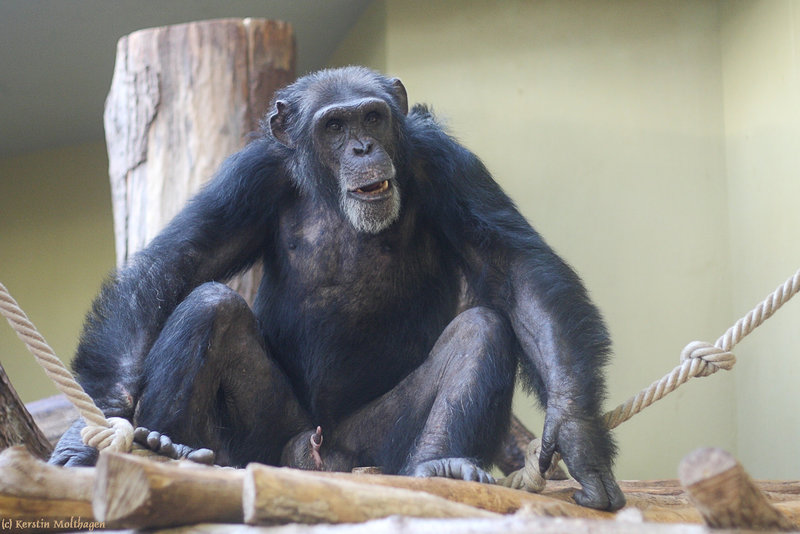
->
[133, 427, 215, 464]
[412, 458, 495, 484]
[49, 419, 99, 466]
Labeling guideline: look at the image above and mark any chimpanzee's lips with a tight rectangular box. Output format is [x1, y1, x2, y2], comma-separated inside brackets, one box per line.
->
[348, 180, 392, 200]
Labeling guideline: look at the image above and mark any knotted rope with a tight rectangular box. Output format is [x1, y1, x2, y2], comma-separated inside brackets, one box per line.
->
[501, 267, 800, 491]
[0, 282, 133, 454]
[604, 267, 799, 429]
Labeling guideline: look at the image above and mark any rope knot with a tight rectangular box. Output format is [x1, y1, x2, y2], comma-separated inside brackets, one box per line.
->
[520, 438, 547, 492]
[80, 416, 134, 453]
[680, 340, 736, 377]
[497, 438, 550, 491]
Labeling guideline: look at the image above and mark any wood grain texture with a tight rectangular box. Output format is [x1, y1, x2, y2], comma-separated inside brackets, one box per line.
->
[243, 462, 500, 525]
[0, 446, 94, 523]
[104, 18, 295, 304]
[679, 447, 795, 530]
[93, 451, 244, 529]
[0, 362, 52, 458]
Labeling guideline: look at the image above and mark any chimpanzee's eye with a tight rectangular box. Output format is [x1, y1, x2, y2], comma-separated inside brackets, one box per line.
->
[326, 119, 343, 132]
[365, 111, 382, 125]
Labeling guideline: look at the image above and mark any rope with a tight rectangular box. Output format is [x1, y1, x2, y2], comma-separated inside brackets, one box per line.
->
[501, 267, 800, 491]
[604, 267, 800, 429]
[499, 438, 550, 491]
[0, 282, 132, 454]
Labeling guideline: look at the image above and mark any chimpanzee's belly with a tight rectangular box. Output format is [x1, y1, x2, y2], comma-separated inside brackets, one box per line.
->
[254, 198, 460, 422]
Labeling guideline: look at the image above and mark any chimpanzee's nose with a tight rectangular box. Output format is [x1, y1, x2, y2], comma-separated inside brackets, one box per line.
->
[353, 140, 373, 156]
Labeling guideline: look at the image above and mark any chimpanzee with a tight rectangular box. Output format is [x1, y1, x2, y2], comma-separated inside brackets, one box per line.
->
[50, 66, 625, 511]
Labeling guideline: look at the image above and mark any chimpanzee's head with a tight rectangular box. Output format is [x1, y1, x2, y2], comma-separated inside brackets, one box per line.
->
[268, 67, 409, 234]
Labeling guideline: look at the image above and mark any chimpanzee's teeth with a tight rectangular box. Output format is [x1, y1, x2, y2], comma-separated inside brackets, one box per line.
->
[356, 180, 389, 194]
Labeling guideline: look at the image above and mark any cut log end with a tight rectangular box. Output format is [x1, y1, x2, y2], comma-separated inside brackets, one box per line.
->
[93, 451, 245, 529]
[92, 452, 150, 523]
[679, 447, 796, 531]
[678, 447, 738, 487]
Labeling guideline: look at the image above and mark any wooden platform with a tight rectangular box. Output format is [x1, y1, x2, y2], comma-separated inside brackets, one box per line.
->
[2, 445, 800, 533]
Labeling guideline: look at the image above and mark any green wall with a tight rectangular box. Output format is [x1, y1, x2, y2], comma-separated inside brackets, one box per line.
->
[330, 0, 800, 480]
[0, 142, 115, 401]
[720, 0, 800, 480]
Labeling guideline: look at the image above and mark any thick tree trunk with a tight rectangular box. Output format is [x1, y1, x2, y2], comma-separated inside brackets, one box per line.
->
[104, 18, 296, 304]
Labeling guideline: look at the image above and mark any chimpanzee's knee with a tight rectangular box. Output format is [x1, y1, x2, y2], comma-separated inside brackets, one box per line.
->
[136, 282, 262, 434]
[435, 306, 517, 374]
[181, 281, 254, 327]
[150, 282, 261, 364]
[135, 281, 307, 466]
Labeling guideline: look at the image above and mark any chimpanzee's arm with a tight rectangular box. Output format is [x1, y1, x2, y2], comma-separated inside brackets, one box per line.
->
[72, 138, 287, 412]
[502, 243, 624, 511]
[408, 109, 624, 511]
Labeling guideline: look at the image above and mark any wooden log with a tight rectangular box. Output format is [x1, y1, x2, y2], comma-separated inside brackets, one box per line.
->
[92, 452, 606, 527]
[104, 18, 295, 304]
[93, 451, 244, 529]
[0, 362, 52, 459]
[6, 442, 800, 532]
[243, 462, 500, 525]
[679, 447, 796, 531]
[0, 446, 94, 526]
[542, 479, 702, 524]
[326, 470, 614, 520]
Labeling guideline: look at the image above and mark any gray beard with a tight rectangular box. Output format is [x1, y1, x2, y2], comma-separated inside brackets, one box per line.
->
[340, 186, 401, 234]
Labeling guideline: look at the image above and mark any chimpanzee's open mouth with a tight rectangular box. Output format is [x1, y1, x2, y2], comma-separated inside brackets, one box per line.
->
[354, 180, 389, 194]
[349, 180, 391, 199]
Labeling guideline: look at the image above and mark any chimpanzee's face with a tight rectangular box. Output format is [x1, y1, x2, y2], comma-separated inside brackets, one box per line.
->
[311, 96, 400, 234]
[268, 71, 408, 235]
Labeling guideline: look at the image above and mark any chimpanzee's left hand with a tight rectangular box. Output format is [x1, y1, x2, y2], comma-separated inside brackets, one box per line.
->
[539, 405, 626, 511]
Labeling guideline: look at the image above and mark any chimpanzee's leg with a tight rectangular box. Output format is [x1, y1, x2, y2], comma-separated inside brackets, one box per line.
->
[311, 306, 518, 481]
[134, 282, 311, 467]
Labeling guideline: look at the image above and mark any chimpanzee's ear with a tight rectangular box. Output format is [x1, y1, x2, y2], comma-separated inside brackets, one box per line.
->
[390, 78, 408, 116]
[269, 100, 293, 147]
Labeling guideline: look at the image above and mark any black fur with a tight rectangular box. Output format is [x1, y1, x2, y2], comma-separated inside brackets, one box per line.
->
[51, 67, 624, 511]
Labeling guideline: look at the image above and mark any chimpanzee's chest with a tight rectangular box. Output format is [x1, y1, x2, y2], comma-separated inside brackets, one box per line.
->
[255, 197, 460, 419]
[276, 205, 400, 304]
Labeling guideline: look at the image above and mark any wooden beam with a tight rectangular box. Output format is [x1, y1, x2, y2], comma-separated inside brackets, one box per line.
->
[243, 462, 500, 525]
[93, 451, 244, 529]
[326, 470, 618, 520]
[0, 446, 94, 524]
[6, 445, 800, 531]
